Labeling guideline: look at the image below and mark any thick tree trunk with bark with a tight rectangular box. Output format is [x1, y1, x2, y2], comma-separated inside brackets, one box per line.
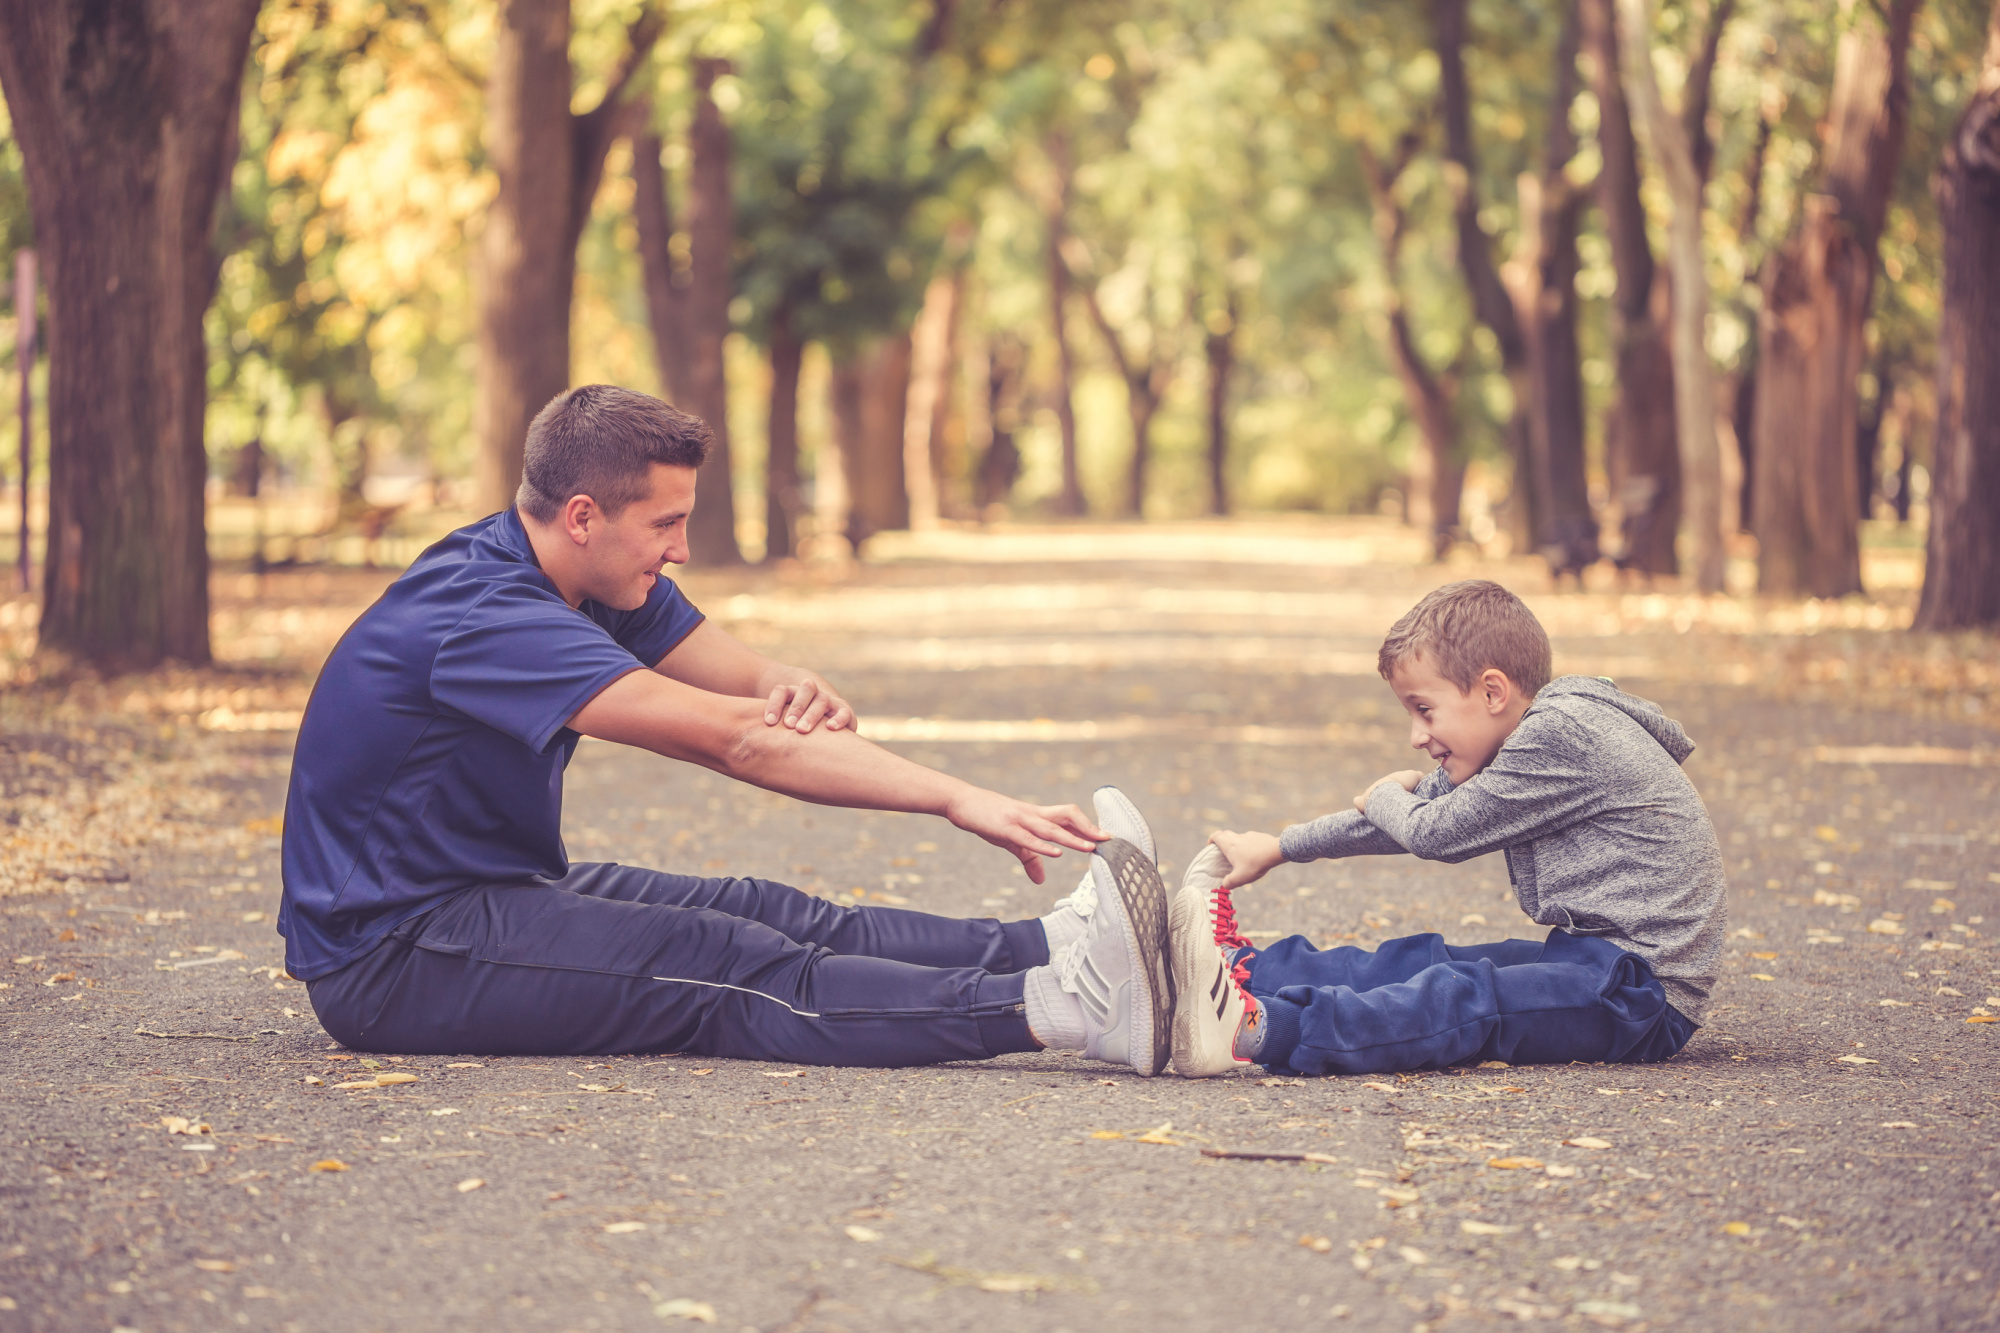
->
[902, 271, 961, 530]
[1751, 0, 1918, 597]
[1617, 0, 1729, 592]
[763, 304, 804, 561]
[1582, 0, 1680, 576]
[1360, 135, 1461, 556]
[975, 336, 1025, 511]
[1434, 0, 1537, 551]
[1077, 282, 1171, 519]
[682, 58, 743, 564]
[0, 0, 262, 667]
[834, 335, 912, 549]
[1916, 6, 2000, 630]
[475, 1, 659, 516]
[632, 125, 696, 409]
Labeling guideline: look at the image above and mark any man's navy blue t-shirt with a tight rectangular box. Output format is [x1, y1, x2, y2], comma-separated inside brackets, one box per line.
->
[277, 509, 704, 980]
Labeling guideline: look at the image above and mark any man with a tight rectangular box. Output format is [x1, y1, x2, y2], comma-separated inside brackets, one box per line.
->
[280, 386, 1173, 1074]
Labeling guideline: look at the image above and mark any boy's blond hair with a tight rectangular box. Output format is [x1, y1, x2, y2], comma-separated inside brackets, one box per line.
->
[1377, 580, 1552, 699]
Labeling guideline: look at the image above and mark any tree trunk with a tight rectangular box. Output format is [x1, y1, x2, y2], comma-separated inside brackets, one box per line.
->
[1045, 135, 1086, 517]
[474, 2, 660, 516]
[1582, 0, 1680, 577]
[1076, 281, 1171, 519]
[684, 57, 743, 564]
[1360, 136, 1461, 556]
[975, 335, 1025, 511]
[835, 335, 912, 549]
[14, 248, 33, 592]
[763, 304, 804, 561]
[632, 125, 696, 409]
[1751, 0, 1918, 598]
[1915, 4, 2000, 630]
[1205, 306, 1234, 517]
[1434, 0, 1537, 551]
[0, 0, 262, 667]
[1617, 0, 1728, 593]
[902, 270, 960, 531]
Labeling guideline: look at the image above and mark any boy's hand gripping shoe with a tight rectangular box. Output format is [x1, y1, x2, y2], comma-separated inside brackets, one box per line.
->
[1169, 843, 1262, 1077]
[1051, 836, 1173, 1076]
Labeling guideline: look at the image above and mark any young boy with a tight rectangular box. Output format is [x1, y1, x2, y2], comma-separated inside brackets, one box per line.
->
[1166, 579, 1726, 1077]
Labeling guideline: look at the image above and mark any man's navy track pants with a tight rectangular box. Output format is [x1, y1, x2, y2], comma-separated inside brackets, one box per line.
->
[307, 862, 1048, 1065]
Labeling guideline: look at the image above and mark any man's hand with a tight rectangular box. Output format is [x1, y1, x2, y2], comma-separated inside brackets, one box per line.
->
[945, 790, 1105, 884]
[1352, 769, 1425, 814]
[1210, 829, 1285, 891]
[761, 670, 854, 735]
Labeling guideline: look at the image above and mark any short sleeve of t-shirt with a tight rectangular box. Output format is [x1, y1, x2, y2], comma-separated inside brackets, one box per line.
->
[592, 576, 705, 668]
[431, 582, 656, 755]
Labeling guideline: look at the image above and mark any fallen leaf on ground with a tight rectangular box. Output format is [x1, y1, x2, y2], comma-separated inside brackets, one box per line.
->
[1459, 914, 1487, 926]
[1722, 1221, 1751, 1236]
[844, 1225, 881, 1242]
[159, 1117, 211, 1136]
[1749, 952, 1778, 960]
[456, 1178, 484, 1193]
[1487, 1157, 1544, 1170]
[374, 1072, 418, 1086]
[1878, 999, 1912, 1007]
[430, 1108, 461, 1116]
[192, 1259, 234, 1273]
[886, 1253, 1091, 1295]
[253, 1135, 295, 1144]
[1750, 974, 1777, 981]
[1360, 1081, 1396, 1092]
[1461, 1220, 1516, 1236]
[690, 1069, 714, 1076]
[1397, 1245, 1429, 1265]
[1564, 1138, 1613, 1150]
[1867, 920, 1906, 935]
[761, 1071, 806, 1079]
[445, 1062, 481, 1069]
[1298, 1235, 1333, 1252]
[1257, 1077, 1305, 1086]
[1477, 1060, 1510, 1069]
[652, 1298, 717, 1323]
[1969, 1016, 1998, 1024]
[1879, 1121, 1919, 1128]
[604, 1221, 647, 1234]
[1544, 1163, 1578, 1178]
[308, 1160, 348, 1172]
[1834, 1055, 1879, 1064]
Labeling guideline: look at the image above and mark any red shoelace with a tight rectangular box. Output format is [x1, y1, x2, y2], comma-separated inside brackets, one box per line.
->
[1209, 882, 1260, 1016]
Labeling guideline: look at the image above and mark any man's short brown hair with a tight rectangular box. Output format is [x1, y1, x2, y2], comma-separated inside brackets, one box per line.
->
[1377, 579, 1552, 699]
[516, 385, 711, 523]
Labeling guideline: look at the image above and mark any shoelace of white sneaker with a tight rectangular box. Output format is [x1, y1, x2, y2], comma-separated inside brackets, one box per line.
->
[1048, 870, 1097, 919]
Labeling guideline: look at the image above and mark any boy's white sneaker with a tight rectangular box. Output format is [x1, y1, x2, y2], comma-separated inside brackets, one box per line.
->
[1050, 836, 1172, 1076]
[1041, 786, 1158, 952]
[1169, 843, 1261, 1078]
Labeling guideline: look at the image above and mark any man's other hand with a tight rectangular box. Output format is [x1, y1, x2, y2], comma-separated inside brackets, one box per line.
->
[762, 671, 854, 735]
[1209, 829, 1284, 890]
[945, 791, 1105, 884]
[1352, 769, 1425, 813]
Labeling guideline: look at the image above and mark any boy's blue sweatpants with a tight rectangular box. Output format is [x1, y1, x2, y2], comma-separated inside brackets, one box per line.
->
[1242, 928, 1695, 1076]
[307, 862, 1045, 1065]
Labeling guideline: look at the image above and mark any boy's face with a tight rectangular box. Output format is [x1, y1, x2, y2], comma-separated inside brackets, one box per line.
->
[1388, 654, 1526, 786]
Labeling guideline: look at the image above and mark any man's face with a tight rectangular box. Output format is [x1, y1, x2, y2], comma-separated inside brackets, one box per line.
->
[1389, 654, 1518, 786]
[578, 464, 695, 610]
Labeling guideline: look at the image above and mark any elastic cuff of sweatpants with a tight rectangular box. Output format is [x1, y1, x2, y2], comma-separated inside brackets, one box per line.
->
[1000, 917, 1050, 971]
[974, 971, 1039, 1057]
[1256, 993, 1304, 1069]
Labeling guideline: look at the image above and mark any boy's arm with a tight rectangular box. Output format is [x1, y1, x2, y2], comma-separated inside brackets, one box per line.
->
[1278, 767, 1453, 862]
[1363, 714, 1600, 862]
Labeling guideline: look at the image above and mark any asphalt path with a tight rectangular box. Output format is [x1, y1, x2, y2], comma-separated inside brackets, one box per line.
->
[3, 530, 1996, 1332]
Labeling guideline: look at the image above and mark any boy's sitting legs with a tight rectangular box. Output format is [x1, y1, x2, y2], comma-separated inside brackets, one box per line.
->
[1237, 929, 1694, 1077]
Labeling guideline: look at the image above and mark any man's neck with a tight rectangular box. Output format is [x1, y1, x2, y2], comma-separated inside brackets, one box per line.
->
[516, 508, 586, 608]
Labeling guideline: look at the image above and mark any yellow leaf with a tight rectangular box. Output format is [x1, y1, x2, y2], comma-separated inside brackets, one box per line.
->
[1360, 1081, 1396, 1092]
[456, 1178, 484, 1193]
[1487, 1157, 1543, 1170]
[603, 1221, 647, 1234]
[1968, 1016, 1998, 1024]
[373, 1072, 418, 1086]
[1867, 920, 1906, 936]
[1878, 999, 1911, 1007]
[1723, 1221, 1751, 1236]
[309, 1159, 348, 1172]
[1749, 952, 1778, 960]
[192, 1259, 234, 1273]
[1751, 974, 1777, 981]
[1814, 826, 1839, 843]
[843, 1225, 881, 1242]
[1298, 1234, 1333, 1252]
[1089, 1130, 1125, 1140]
[1543, 1163, 1578, 1178]
[653, 1298, 717, 1323]
[330, 1079, 378, 1090]
[1834, 1054, 1879, 1064]
[1461, 1220, 1516, 1236]
[445, 1062, 482, 1069]
[1564, 1137, 1613, 1150]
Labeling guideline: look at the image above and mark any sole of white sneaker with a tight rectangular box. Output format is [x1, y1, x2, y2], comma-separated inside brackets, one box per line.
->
[1092, 786, 1156, 864]
[1170, 845, 1251, 1078]
[1096, 836, 1173, 1077]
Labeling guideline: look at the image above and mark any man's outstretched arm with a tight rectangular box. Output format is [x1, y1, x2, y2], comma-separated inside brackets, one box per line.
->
[570, 668, 1101, 882]
[654, 619, 855, 734]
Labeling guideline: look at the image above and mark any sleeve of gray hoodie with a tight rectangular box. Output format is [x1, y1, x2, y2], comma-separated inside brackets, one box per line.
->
[1360, 708, 1604, 863]
[1279, 766, 1455, 862]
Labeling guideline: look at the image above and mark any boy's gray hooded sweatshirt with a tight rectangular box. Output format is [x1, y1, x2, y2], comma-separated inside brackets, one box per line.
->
[1278, 675, 1726, 1022]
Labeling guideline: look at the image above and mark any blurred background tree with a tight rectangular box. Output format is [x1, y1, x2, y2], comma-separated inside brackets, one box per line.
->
[4, 0, 2000, 663]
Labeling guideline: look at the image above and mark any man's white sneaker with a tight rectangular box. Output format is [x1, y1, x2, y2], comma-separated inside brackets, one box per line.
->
[1041, 786, 1158, 954]
[1169, 844, 1261, 1077]
[1052, 837, 1172, 1076]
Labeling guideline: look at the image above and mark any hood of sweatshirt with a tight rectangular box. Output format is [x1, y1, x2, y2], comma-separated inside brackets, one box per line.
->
[1533, 674, 1696, 766]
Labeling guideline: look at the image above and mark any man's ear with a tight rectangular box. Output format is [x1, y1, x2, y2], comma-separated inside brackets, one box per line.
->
[562, 494, 598, 544]
[1481, 668, 1513, 716]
